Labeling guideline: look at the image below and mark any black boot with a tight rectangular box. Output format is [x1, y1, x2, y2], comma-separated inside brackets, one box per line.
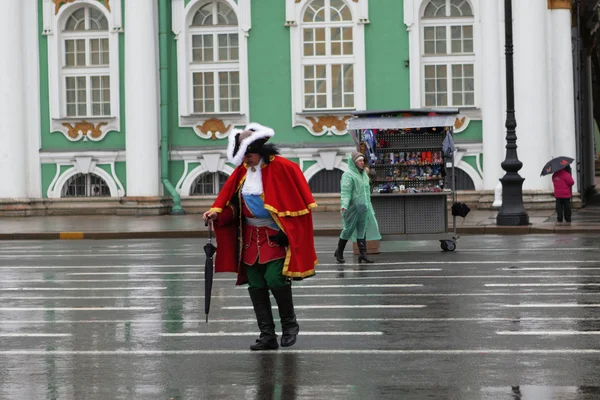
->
[334, 238, 347, 263]
[248, 287, 279, 351]
[357, 238, 374, 264]
[271, 285, 299, 347]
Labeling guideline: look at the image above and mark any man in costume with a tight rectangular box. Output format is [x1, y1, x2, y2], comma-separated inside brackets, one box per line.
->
[202, 122, 317, 351]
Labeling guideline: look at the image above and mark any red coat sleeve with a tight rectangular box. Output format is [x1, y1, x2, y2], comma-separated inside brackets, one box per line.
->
[565, 172, 574, 187]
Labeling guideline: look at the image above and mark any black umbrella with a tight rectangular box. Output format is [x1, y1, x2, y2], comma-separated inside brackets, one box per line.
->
[540, 156, 574, 176]
[204, 220, 217, 323]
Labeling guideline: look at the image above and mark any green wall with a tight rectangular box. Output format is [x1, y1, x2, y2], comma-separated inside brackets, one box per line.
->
[303, 160, 318, 172]
[40, 164, 56, 199]
[115, 161, 126, 192]
[172, 1, 414, 148]
[365, 0, 410, 110]
[455, 120, 482, 143]
[461, 155, 481, 178]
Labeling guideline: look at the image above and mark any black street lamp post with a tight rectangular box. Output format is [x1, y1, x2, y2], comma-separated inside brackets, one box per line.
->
[496, 0, 529, 226]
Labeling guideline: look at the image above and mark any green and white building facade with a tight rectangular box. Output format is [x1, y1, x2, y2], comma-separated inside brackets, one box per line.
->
[0, 0, 594, 215]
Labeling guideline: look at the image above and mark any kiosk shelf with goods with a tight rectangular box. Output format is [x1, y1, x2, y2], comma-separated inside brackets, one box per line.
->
[347, 108, 460, 251]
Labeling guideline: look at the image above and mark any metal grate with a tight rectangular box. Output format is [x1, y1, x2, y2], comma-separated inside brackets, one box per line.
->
[362, 130, 445, 150]
[191, 172, 229, 195]
[62, 173, 110, 197]
[308, 169, 344, 194]
[371, 196, 405, 234]
[404, 196, 447, 234]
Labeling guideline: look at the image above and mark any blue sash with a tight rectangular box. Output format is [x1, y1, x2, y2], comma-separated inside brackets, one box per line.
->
[242, 194, 278, 229]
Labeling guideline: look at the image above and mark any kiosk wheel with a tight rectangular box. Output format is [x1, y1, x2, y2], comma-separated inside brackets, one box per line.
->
[440, 240, 456, 252]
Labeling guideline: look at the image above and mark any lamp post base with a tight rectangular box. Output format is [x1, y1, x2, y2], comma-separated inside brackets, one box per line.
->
[497, 212, 529, 226]
[496, 175, 529, 226]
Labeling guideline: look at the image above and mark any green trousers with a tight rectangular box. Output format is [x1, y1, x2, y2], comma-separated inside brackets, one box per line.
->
[246, 258, 288, 289]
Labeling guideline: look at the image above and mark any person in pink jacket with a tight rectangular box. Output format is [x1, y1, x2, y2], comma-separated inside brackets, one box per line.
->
[552, 165, 574, 223]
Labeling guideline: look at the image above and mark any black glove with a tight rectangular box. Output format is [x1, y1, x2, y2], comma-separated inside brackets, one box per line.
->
[269, 230, 289, 247]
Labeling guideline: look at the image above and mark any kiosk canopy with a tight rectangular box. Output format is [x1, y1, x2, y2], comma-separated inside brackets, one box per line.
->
[347, 108, 459, 130]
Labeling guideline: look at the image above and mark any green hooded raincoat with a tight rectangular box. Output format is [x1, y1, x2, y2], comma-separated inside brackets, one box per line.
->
[339, 155, 381, 242]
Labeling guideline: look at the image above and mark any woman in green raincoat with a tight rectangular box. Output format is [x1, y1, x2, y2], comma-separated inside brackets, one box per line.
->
[334, 152, 381, 263]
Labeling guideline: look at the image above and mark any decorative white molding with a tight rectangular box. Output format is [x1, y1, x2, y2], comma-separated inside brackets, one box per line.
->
[74, 156, 93, 173]
[45, 151, 125, 198]
[40, 151, 126, 163]
[319, 151, 339, 170]
[171, 146, 355, 191]
[453, 114, 471, 133]
[455, 160, 483, 190]
[200, 153, 224, 173]
[187, 116, 240, 140]
[44, 0, 122, 142]
[452, 142, 483, 189]
[295, 114, 354, 137]
[173, 0, 250, 135]
[287, 0, 368, 136]
[303, 152, 348, 183]
[176, 151, 234, 195]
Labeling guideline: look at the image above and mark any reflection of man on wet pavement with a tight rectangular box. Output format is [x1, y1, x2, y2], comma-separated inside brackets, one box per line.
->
[203, 122, 317, 350]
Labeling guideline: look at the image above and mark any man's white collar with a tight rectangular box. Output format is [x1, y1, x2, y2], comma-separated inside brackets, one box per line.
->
[242, 159, 264, 195]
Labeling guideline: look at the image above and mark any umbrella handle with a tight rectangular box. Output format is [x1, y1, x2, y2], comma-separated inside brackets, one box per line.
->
[205, 219, 213, 241]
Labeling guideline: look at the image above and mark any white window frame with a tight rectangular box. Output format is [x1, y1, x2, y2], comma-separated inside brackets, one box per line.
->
[286, 0, 368, 136]
[172, 0, 251, 139]
[404, 0, 481, 113]
[43, 0, 122, 142]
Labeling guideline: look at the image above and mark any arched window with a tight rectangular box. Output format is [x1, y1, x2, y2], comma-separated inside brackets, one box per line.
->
[62, 173, 111, 197]
[190, 172, 229, 195]
[421, 0, 475, 107]
[62, 6, 111, 117]
[301, 0, 355, 110]
[190, 1, 240, 114]
[309, 169, 344, 193]
[445, 167, 475, 190]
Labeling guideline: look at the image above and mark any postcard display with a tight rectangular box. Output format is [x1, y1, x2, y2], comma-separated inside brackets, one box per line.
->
[347, 109, 459, 251]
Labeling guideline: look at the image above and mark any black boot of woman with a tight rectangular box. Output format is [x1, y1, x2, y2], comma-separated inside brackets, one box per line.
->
[334, 238, 347, 263]
[357, 238, 374, 264]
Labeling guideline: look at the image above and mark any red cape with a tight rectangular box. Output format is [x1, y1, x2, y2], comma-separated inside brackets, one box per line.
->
[209, 156, 317, 284]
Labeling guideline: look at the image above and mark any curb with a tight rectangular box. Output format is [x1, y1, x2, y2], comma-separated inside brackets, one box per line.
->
[0, 226, 599, 240]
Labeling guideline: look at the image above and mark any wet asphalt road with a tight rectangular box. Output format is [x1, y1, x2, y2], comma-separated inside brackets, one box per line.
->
[0, 236, 600, 399]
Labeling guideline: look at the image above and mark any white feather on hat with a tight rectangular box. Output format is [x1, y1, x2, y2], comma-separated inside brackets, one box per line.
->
[227, 122, 275, 166]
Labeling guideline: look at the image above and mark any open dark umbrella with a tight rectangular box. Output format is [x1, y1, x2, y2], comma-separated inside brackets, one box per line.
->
[541, 156, 574, 176]
[203, 220, 217, 323]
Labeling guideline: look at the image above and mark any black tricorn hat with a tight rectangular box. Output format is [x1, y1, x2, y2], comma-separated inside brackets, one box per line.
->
[227, 123, 275, 166]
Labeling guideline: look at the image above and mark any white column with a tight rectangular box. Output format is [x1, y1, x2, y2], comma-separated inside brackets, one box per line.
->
[23, 0, 42, 198]
[481, 0, 505, 190]
[550, 6, 578, 191]
[513, 0, 552, 190]
[125, 0, 160, 196]
[0, 2, 27, 198]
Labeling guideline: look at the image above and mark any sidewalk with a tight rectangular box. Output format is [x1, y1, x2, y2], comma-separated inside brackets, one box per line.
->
[0, 204, 597, 240]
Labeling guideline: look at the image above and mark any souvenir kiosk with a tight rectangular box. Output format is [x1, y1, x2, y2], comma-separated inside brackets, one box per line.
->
[347, 109, 459, 251]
